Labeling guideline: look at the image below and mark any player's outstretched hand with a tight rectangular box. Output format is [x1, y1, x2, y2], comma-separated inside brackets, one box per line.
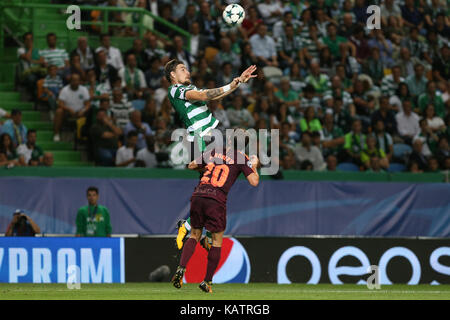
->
[239, 65, 257, 83]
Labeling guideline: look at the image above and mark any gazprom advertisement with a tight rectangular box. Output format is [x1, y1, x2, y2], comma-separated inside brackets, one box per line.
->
[0, 237, 124, 283]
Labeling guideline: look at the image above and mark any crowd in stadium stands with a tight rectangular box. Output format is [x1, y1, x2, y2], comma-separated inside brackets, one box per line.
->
[1, 0, 449, 173]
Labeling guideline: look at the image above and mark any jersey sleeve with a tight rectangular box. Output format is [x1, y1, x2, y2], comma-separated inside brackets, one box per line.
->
[169, 85, 191, 101]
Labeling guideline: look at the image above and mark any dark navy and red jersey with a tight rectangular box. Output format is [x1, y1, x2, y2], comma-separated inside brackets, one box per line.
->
[191, 148, 255, 205]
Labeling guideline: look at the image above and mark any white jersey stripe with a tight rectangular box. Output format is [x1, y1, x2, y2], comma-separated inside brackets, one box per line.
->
[187, 105, 208, 119]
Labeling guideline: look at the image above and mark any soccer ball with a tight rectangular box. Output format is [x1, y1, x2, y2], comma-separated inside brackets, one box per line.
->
[222, 4, 245, 26]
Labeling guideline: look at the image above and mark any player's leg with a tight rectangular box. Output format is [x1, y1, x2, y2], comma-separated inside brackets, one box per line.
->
[175, 218, 191, 250]
[172, 228, 202, 289]
[199, 231, 224, 293]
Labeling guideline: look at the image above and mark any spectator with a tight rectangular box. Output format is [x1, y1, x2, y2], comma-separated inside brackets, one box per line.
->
[371, 96, 397, 135]
[294, 131, 325, 171]
[372, 120, 394, 163]
[257, 0, 283, 27]
[136, 135, 158, 168]
[277, 23, 303, 71]
[417, 81, 446, 118]
[398, 47, 418, 80]
[71, 36, 95, 71]
[125, 38, 148, 71]
[5, 209, 40, 237]
[60, 53, 86, 85]
[352, 79, 375, 125]
[249, 24, 278, 67]
[214, 37, 241, 72]
[331, 97, 353, 133]
[343, 119, 366, 166]
[380, 0, 403, 27]
[227, 95, 255, 129]
[406, 63, 428, 99]
[361, 135, 389, 170]
[427, 156, 441, 172]
[300, 106, 323, 138]
[116, 130, 138, 168]
[401, 0, 424, 30]
[389, 82, 414, 113]
[124, 110, 153, 150]
[432, 45, 449, 82]
[395, 100, 420, 145]
[381, 65, 405, 97]
[177, 3, 197, 32]
[349, 25, 371, 64]
[169, 36, 194, 72]
[1, 109, 27, 147]
[196, 1, 218, 45]
[275, 77, 300, 115]
[110, 89, 134, 131]
[321, 23, 349, 62]
[39, 33, 69, 71]
[326, 154, 338, 171]
[436, 136, 450, 169]
[322, 110, 345, 158]
[42, 65, 64, 112]
[17, 32, 46, 93]
[424, 104, 446, 134]
[302, 23, 325, 64]
[368, 29, 394, 67]
[90, 109, 121, 167]
[95, 34, 124, 70]
[304, 60, 330, 96]
[414, 119, 439, 157]
[94, 49, 118, 88]
[42, 152, 54, 167]
[17, 129, 44, 166]
[144, 34, 170, 65]
[401, 27, 430, 64]
[54, 74, 91, 142]
[273, 10, 301, 40]
[189, 21, 208, 59]
[154, 4, 177, 37]
[145, 57, 164, 92]
[363, 47, 384, 86]
[0, 133, 20, 166]
[119, 53, 147, 100]
[408, 139, 428, 171]
[76, 186, 112, 237]
[323, 75, 355, 115]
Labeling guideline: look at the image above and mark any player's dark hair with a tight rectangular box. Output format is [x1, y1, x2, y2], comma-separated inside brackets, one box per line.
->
[86, 186, 99, 195]
[164, 59, 184, 83]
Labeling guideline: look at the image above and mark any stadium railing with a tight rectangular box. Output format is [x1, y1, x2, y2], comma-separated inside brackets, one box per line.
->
[0, 1, 191, 53]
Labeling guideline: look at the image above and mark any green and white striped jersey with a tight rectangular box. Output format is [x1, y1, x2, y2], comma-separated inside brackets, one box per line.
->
[168, 84, 219, 142]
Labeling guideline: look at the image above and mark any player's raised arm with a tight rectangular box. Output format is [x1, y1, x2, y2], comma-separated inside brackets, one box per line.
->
[185, 65, 258, 102]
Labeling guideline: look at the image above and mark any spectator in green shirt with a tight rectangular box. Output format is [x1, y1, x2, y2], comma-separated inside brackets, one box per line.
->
[417, 81, 445, 118]
[76, 186, 112, 237]
[321, 23, 349, 61]
[300, 106, 323, 137]
[361, 135, 389, 170]
[343, 119, 366, 165]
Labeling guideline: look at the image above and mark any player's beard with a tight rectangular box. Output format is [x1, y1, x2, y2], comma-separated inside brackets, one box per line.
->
[182, 79, 191, 86]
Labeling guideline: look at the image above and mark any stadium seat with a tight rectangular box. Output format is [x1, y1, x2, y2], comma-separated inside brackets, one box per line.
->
[388, 163, 406, 172]
[337, 162, 360, 172]
[393, 143, 412, 159]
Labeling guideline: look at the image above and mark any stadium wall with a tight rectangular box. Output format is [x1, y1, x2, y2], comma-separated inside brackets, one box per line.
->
[0, 169, 449, 237]
[0, 237, 449, 284]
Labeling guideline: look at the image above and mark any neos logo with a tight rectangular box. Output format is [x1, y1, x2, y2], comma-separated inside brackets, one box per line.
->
[277, 246, 450, 285]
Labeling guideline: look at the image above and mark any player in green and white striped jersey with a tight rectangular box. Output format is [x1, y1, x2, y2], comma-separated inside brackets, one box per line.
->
[164, 59, 257, 152]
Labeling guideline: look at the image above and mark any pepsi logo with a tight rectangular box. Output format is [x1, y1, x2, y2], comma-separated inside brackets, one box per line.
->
[184, 237, 251, 283]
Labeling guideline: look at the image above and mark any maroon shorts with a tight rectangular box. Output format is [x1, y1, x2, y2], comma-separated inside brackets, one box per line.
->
[190, 196, 226, 233]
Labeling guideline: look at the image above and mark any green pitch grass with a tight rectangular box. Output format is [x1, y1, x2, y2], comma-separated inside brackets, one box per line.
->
[0, 283, 449, 300]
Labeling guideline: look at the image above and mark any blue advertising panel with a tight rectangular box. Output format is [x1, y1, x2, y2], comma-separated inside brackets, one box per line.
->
[0, 237, 124, 283]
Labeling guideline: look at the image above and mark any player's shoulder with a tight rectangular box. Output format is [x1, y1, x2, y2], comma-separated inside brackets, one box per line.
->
[169, 83, 196, 98]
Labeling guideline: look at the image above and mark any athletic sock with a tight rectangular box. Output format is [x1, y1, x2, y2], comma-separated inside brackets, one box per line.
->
[180, 238, 197, 268]
[204, 246, 221, 282]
